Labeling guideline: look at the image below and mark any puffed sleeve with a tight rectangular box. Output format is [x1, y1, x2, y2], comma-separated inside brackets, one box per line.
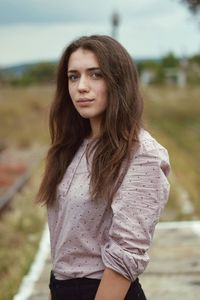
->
[100, 131, 170, 281]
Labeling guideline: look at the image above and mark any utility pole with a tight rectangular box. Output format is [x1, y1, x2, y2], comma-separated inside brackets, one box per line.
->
[111, 12, 120, 40]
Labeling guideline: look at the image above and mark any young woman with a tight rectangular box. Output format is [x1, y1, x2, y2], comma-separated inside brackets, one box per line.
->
[37, 35, 170, 300]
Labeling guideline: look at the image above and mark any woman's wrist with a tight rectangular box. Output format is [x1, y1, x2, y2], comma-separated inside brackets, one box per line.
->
[94, 268, 131, 300]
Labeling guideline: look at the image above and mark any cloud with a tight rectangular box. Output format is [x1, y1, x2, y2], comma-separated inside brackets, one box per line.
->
[0, 22, 109, 66]
[0, 0, 111, 25]
[0, 0, 191, 25]
[0, 0, 199, 66]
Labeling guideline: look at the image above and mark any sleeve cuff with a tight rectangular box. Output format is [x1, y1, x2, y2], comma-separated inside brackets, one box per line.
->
[101, 241, 149, 282]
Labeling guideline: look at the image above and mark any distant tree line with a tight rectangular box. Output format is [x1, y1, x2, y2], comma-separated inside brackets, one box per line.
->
[0, 62, 57, 86]
[1, 52, 200, 86]
[137, 52, 200, 85]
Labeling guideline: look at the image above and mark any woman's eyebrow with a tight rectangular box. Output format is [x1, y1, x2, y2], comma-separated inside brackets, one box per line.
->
[67, 67, 101, 73]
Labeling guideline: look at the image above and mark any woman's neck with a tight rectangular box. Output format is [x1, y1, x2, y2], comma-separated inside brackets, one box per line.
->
[89, 118, 101, 139]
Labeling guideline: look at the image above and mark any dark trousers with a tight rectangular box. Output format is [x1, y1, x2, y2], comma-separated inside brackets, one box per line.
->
[49, 271, 147, 300]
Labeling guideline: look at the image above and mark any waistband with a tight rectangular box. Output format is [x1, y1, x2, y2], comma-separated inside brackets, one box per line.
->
[50, 270, 139, 288]
[50, 270, 101, 287]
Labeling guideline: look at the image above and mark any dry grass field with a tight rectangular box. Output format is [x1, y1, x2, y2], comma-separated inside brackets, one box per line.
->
[0, 85, 53, 148]
[143, 85, 200, 219]
[0, 162, 46, 300]
[0, 84, 199, 299]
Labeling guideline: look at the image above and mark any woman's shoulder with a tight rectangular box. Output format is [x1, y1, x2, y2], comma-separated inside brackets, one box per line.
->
[138, 128, 168, 156]
[133, 128, 170, 176]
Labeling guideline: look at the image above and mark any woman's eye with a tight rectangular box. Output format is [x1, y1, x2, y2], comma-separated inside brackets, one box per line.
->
[91, 72, 103, 79]
[68, 74, 78, 81]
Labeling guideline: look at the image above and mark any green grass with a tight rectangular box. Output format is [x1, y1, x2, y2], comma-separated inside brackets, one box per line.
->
[0, 163, 46, 300]
[0, 86, 50, 300]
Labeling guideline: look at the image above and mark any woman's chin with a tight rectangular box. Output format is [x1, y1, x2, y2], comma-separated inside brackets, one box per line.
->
[79, 113, 91, 119]
[78, 111, 95, 119]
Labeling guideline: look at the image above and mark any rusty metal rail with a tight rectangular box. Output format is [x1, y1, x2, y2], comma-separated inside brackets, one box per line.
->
[0, 145, 47, 211]
[0, 167, 32, 210]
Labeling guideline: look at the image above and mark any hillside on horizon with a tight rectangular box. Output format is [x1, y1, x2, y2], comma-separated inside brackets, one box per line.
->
[0, 57, 162, 77]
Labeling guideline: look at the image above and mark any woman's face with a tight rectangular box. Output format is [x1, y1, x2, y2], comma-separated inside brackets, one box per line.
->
[67, 48, 108, 123]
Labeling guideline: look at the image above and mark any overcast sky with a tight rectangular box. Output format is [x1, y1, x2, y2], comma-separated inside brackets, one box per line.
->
[0, 0, 199, 67]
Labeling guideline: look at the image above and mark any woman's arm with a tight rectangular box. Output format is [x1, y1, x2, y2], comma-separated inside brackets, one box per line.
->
[100, 139, 170, 283]
[48, 293, 52, 300]
[94, 268, 131, 300]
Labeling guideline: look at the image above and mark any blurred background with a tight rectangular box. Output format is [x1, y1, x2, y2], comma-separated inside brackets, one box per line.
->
[0, 0, 200, 299]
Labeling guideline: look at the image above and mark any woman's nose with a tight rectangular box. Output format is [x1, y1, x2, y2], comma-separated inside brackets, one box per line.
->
[78, 75, 89, 92]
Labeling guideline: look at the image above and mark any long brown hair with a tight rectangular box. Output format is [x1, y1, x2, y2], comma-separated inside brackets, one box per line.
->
[36, 35, 143, 206]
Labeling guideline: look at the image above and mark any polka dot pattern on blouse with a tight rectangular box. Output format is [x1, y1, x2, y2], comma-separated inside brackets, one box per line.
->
[47, 129, 170, 282]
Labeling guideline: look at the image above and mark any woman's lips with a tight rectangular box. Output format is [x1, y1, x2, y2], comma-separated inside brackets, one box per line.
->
[77, 98, 94, 102]
[77, 98, 95, 106]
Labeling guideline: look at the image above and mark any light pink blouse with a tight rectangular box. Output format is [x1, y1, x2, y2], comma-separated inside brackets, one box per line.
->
[47, 129, 170, 281]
